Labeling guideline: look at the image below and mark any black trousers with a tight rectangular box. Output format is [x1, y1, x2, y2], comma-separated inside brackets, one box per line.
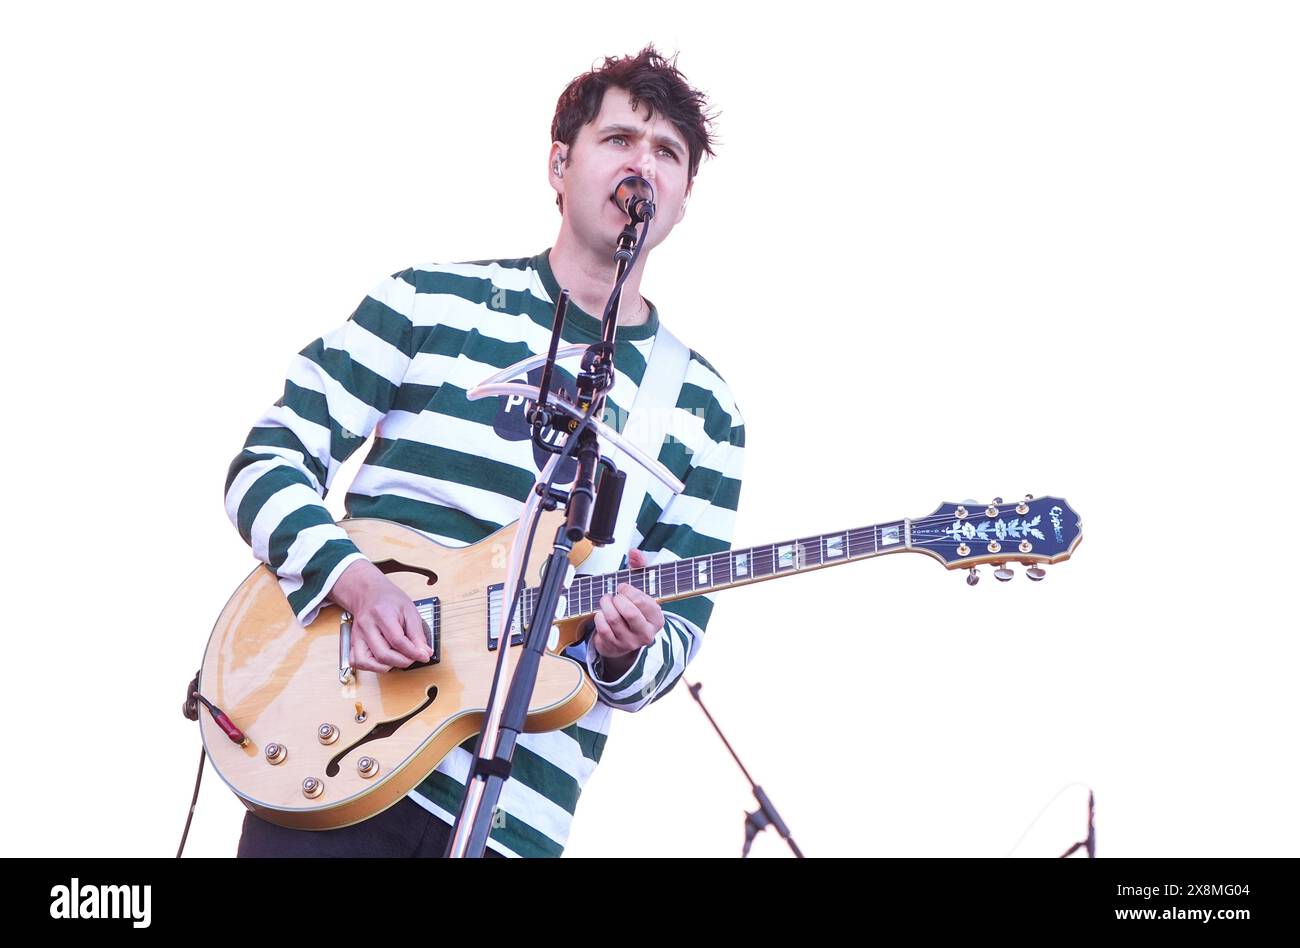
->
[237, 796, 506, 858]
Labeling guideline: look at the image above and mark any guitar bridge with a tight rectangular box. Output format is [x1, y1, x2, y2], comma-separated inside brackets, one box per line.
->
[339, 596, 440, 683]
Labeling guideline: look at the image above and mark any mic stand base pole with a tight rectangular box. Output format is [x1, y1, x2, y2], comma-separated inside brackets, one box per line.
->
[448, 522, 576, 857]
[445, 448, 559, 857]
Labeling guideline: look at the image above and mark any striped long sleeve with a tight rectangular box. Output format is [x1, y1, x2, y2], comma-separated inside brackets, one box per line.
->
[583, 378, 746, 713]
[223, 273, 418, 626]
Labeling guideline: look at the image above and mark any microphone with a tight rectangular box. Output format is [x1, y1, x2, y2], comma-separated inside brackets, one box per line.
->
[611, 176, 656, 223]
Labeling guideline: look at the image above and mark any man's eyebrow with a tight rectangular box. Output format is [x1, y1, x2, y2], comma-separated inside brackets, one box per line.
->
[596, 124, 685, 155]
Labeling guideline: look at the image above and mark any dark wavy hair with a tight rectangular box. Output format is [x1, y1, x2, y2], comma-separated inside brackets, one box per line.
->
[551, 45, 718, 211]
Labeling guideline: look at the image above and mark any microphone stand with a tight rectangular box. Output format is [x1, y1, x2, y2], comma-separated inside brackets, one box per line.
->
[445, 179, 673, 858]
[682, 677, 805, 858]
[1059, 790, 1096, 858]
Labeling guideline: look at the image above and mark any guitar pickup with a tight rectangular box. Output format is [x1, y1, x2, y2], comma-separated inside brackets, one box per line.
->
[485, 583, 526, 651]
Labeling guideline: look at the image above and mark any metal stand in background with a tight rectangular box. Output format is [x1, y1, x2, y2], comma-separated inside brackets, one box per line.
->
[683, 676, 805, 858]
[1059, 790, 1097, 858]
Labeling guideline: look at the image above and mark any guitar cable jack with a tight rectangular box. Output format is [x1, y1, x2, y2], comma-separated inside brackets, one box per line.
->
[192, 691, 248, 746]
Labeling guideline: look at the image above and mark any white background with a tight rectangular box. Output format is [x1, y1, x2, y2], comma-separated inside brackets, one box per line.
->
[2, 1, 1295, 858]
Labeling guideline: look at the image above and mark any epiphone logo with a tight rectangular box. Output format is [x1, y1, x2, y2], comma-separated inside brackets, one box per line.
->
[1049, 506, 1064, 542]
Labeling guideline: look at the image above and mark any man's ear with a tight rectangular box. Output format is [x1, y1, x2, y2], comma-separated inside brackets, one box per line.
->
[549, 141, 569, 210]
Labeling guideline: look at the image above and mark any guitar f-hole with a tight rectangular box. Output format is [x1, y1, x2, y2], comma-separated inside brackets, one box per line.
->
[373, 559, 438, 586]
[324, 685, 439, 777]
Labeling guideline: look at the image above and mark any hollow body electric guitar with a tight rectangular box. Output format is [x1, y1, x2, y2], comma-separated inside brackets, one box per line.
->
[199, 495, 1082, 829]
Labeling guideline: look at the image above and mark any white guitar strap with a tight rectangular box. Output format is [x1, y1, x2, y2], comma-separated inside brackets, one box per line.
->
[575, 324, 690, 577]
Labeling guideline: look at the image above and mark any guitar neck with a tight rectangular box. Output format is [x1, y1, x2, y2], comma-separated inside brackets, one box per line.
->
[510, 494, 1081, 630]
[554, 519, 912, 620]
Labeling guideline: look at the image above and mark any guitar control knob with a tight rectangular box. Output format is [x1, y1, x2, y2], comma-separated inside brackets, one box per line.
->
[355, 702, 367, 723]
[1026, 566, 1046, 581]
[264, 742, 287, 765]
[302, 777, 323, 799]
[357, 757, 379, 779]
[966, 568, 980, 586]
[318, 723, 339, 745]
[994, 564, 1014, 582]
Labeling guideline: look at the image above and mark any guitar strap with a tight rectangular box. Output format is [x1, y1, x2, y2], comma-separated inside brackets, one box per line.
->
[574, 323, 690, 577]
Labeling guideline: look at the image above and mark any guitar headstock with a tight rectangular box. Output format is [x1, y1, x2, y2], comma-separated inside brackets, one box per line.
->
[908, 495, 1082, 584]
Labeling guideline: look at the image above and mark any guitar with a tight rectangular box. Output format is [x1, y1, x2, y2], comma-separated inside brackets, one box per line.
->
[199, 495, 1082, 829]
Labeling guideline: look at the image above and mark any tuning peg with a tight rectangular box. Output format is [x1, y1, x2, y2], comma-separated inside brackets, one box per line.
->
[1026, 566, 1046, 581]
[966, 567, 980, 586]
[994, 564, 1014, 582]
[993, 497, 1003, 505]
[1024, 494, 1034, 501]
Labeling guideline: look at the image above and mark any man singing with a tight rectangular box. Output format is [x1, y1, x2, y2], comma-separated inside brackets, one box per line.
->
[226, 45, 745, 857]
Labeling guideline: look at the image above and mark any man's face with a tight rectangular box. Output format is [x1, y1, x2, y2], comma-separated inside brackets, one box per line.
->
[551, 86, 692, 255]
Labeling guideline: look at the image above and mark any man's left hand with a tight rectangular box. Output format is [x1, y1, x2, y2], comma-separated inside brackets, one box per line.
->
[590, 548, 664, 673]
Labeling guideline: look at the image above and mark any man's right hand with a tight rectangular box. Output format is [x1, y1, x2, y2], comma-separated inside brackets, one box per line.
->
[328, 559, 433, 673]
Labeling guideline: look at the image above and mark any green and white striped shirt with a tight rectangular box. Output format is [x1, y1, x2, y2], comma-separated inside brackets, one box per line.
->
[225, 249, 745, 856]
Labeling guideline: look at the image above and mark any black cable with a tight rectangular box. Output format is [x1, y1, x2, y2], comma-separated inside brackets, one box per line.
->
[600, 216, 652, 327]
[176, 746, 205, 858]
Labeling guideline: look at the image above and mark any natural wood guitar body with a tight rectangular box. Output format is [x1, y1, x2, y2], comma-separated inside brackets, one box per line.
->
[200, 510, 596, 830]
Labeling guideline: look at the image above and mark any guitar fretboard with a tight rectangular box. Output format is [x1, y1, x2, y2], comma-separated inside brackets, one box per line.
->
[515, 520, 910, 625]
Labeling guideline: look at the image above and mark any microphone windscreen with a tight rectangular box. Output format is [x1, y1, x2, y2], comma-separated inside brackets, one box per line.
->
[612, 175, 655, 212]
